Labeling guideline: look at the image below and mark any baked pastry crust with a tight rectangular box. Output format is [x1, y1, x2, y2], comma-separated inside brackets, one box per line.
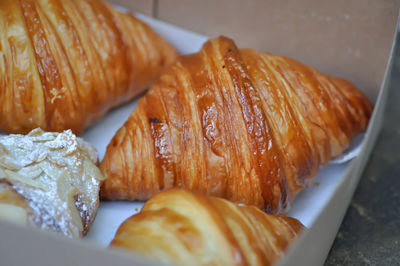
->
[100, 36, 373, 213]
[110, 189, 304, 266]
[0, 128, 104, 238]
[0, 0, 178, 134]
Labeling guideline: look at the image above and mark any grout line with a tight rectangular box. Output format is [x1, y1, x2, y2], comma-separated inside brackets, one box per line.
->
[152, 0, 159, 18]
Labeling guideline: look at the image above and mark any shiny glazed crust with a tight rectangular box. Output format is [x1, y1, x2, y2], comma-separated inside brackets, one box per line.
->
[110, 189, 304, 266]
[101, 36, 373, 213]
[0, 0, 178, 134]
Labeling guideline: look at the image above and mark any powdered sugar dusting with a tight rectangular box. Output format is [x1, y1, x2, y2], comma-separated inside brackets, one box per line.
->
[0, 128, 104, 238]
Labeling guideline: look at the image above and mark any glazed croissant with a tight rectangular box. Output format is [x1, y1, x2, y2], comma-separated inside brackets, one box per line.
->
[0, 0, 177, 134]
[0, 128, 104, 238]
[110, 189, 304, 266]
[101, 36, 373, 213]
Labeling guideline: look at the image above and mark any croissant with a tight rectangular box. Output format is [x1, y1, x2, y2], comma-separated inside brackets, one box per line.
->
[110, 189, 304, 266]
[100, 36, 373, 213]
[0, 128, 104, 238]
[0, 0, 177, 135]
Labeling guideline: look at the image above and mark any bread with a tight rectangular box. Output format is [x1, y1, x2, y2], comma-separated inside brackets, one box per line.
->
[0, 0, 178, 134]
[100, 36, 372, 213]
[0, 128, 104, 238]
[110, 189, 304, 266]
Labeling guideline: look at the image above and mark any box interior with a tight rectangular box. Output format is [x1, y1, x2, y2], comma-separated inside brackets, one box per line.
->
[110, 0, 400, 101]
[1, 1, 398, 265]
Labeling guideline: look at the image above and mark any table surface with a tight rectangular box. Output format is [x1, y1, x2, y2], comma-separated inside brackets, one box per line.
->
[325, 32, 400, 265]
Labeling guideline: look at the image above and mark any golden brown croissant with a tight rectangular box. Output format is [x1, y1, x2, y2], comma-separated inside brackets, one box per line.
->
[0, 0, 177, 135]
[110, 189, 304, 266]
[101, 36, 373, 213]
[0, 128, 104, 238]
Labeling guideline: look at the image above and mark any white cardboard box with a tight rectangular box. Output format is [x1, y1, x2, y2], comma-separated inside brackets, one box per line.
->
[0, 4, 396, 266]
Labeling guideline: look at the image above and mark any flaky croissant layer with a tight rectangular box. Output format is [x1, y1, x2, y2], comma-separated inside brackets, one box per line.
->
[0, 0, 177, 134]
[101, 36, 373, 213]
[111, 189, 304, 266]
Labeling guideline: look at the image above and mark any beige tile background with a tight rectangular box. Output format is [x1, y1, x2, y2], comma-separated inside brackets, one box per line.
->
[110, 0, 400, 101]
